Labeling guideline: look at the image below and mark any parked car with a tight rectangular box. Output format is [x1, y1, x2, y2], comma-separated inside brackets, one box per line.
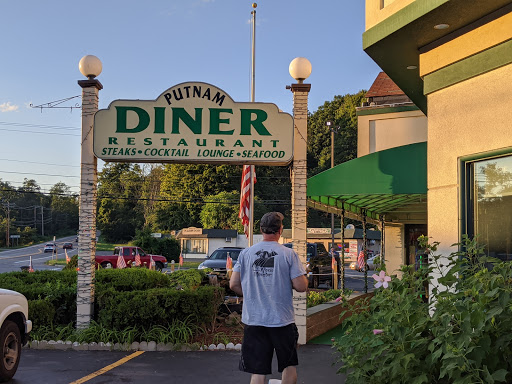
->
[0, 289, 32, 381]
[62, 242, 73, 250]
[350, 254, 380, 272]
[43, 243, 56, 253]
[95, 247, 167, 271]
[284, 242, 339, 288]
[198, 247, 244, 272]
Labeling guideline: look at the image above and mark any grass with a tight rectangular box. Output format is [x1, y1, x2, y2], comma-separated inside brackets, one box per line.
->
[47, 260, 68, 266]
[95, 241, 128, 252]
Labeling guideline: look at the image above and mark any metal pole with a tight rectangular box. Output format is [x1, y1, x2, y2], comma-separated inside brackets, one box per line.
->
[380, 215, 385, 269]
[363, 210, 368, 294]
[41, 205, 44, 237]
[248, 4, 257, 247]
[340, 203, 345, 291]
[331, 128, 335, 266]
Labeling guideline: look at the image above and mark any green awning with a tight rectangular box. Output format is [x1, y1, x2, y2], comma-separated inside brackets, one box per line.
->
[307, 142, 427, 223]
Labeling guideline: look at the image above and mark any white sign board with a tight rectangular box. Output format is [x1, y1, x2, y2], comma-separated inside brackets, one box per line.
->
[94, 82, 294, 165]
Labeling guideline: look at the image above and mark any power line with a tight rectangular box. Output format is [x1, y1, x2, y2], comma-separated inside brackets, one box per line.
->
[0, 170, 79, 178]
[0, 128, 80, 136]
[0, 159, 80, 168]
[0, 121, 79, 130]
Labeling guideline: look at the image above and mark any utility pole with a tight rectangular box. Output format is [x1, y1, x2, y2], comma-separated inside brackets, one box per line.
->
[6, 203, 10, 248]
[41, 206, 44, 237]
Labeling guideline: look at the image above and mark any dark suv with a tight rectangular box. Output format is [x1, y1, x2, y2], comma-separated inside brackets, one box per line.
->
[284, 242, 340, 288]
[197, 247, 244, 272]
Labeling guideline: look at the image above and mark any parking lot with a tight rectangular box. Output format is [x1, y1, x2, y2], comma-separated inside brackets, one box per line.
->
[12, 345, 343, 384]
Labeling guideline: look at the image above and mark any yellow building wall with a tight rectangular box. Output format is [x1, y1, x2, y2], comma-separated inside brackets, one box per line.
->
[427, 64, 512, 257]
[383, 224, 404, 278]
[357, 110, 427, 157]
[365, 0, 415, 30]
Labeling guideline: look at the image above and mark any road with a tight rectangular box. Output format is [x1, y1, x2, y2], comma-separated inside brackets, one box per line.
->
[0, 236, 76, 273]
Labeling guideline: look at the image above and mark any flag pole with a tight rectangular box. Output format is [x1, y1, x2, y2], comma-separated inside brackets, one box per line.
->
[248, 3, 257, 247]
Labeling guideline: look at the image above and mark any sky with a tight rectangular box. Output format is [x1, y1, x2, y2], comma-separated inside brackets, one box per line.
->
[0, 0, 381, 195]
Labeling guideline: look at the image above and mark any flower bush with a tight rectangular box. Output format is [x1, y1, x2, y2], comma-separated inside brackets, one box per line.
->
[335, 235, 512, 384]
[306, 289, 352, 308]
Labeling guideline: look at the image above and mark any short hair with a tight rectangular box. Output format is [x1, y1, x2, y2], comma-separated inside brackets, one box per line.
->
[260, 212, 284, 234]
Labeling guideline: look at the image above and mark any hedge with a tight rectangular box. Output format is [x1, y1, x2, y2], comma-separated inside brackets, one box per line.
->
[0, 271, 77, 325]
[0, 269, 224, 330]
[96, 285, 224, 330]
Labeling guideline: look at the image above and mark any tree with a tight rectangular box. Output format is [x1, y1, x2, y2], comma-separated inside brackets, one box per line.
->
[97, 163, 145, 242]
[154, 163, 241, 230]
[307, 90, 366, 176]
[49, 182, 78, 234]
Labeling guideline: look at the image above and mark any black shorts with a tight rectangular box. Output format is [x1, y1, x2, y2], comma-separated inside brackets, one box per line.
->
[239, 323, 299, 375]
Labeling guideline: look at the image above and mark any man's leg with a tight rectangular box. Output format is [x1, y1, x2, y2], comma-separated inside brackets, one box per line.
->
[250, 374, 266, 384]
[281, 366, 297, 384]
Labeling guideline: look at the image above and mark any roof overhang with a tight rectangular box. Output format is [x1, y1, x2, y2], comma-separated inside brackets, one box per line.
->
[307, 142, 427, 224]
[363, 0, 512, 114]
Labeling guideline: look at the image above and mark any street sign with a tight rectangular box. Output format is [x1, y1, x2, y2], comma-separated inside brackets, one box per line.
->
[9, 235, 20, 239]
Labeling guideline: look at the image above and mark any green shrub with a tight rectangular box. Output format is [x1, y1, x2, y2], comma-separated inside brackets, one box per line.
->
[167, 269, 209, 290]
[335, 236, 512, 384]
[307, 289, 352, 308]
[96, 285, 224, 330]
[95, 268, 171, 292]
[30, 320, 196, 345]
[62, 255, 78, 270]
[28, 299, 56, 328]
[0, 271, 77, 325]
[132, 227, 181, 262]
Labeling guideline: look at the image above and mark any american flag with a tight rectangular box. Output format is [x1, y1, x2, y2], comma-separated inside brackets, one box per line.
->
[150, 255, 156, 270]
[357, 248, 366, 271]
[239, 165, 256, 238]
[117, 254, 127, 269]
[134, 253, 141, 266]
[331, 255, 337, 271]
[65, 249, 70, 264]
[226, 253, 233, 270]
[29, 256, 34, 273]
[179, 253, 184, 267]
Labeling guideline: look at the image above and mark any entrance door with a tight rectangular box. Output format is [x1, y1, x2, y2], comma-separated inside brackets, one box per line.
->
[405, 225, 427, 266]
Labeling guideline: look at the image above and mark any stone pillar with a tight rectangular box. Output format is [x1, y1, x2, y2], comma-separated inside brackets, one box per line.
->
[290, 83, 311, 344]
[76, 79, 102, 328]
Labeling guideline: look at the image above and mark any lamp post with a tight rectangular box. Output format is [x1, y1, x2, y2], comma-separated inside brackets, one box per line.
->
[77, 55, 102, 329]
[288, 57, 311, 345]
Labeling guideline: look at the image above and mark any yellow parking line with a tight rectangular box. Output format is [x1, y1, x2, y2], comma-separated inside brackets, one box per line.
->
[69, 351, 145, 384]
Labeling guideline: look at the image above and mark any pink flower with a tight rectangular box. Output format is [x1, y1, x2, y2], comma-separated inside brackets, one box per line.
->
[373, 329, 384, 335]
[335, 297, 343, 302]
[372, 270, 391, 289]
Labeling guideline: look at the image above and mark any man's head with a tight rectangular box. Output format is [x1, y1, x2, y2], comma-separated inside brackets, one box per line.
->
[260, 212, 284, 235]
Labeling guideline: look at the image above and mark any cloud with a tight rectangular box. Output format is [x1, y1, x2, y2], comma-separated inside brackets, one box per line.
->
[0, 102, 19, 112]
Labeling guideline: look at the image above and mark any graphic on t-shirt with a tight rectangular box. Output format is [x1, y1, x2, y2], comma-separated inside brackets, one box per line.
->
[252, 249, 276, 276]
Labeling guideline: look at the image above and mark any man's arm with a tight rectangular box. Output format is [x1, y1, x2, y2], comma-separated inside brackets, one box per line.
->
[292, 275, 308, 292]
[229, 271, 243, 296]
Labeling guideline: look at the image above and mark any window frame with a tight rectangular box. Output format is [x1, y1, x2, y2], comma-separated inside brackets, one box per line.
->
[460, 149, 512, 254]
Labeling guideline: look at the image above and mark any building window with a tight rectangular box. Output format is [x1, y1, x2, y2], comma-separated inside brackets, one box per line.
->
[466, 154, 512, 261]
[184, 239, 206, 254]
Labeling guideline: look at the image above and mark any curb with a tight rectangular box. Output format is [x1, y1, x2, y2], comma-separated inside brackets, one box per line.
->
[27, 340, 242, 352]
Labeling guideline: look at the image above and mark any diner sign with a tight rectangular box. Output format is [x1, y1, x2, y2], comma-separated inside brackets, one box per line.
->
[93, 82, 294, 165]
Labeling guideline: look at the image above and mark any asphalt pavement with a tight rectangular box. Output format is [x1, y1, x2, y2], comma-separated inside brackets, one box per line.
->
[14, 345, 345, 383]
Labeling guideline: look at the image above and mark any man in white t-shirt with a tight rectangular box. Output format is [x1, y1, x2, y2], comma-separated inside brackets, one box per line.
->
[230, 212, 308, 384]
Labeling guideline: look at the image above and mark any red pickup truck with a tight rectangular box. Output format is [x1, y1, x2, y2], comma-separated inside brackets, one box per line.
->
[95, 246, 168, 271]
